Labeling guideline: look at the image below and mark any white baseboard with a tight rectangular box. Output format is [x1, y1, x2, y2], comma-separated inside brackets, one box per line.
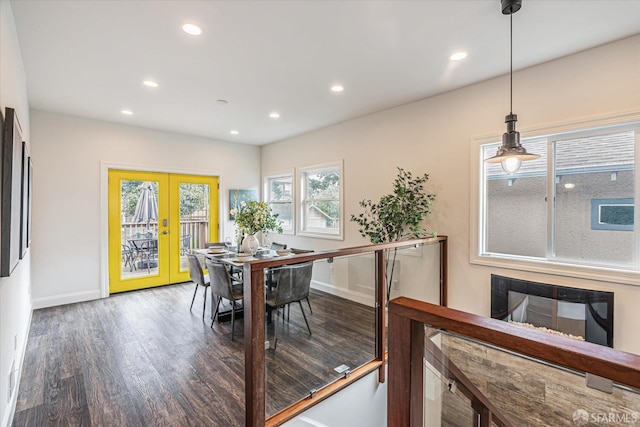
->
[311, 280, 374, 307]
[3, 306, 32, 427]
[32, 290, 102, 310]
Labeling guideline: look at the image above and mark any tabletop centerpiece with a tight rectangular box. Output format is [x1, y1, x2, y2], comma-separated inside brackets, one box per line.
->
[231, 200, 283, 254]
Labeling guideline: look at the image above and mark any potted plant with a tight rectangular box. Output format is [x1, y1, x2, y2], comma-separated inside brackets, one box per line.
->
[231, 200, 283, 253]
[350, 167, 436, 302]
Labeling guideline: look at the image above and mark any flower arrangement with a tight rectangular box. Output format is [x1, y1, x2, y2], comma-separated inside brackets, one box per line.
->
[231, 200, 283, 235]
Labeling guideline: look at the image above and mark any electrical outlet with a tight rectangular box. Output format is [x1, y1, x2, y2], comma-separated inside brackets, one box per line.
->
[393, 279, 399, 289]
[264, 340, 270, 350]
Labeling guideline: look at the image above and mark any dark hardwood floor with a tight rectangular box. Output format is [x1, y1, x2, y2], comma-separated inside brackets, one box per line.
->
[12, 283, 375, 426]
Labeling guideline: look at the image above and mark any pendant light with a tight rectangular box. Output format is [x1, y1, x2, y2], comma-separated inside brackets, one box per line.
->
[486, 0, 540, 175]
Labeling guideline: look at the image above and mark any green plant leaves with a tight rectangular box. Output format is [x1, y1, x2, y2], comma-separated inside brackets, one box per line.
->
[350, 167, 436, 244]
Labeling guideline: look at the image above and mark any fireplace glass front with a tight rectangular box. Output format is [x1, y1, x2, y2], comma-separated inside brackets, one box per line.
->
[491, 275, 613, 347]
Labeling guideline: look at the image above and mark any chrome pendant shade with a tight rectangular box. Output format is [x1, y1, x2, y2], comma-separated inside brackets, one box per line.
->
[486, 0, 540, 175]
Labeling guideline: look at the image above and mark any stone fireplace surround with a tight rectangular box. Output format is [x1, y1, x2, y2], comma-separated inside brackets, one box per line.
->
[490, 275, 614, 347]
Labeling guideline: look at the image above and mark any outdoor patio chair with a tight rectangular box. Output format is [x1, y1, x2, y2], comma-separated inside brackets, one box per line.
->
[180, 234, 191, 255]
[122, 244, 136, 271]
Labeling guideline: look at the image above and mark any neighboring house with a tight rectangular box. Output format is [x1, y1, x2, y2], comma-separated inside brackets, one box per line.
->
[306, 204, 339, 231]
[486, 130, 635, 263]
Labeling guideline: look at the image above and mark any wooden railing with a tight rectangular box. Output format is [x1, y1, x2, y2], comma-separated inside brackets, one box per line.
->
[244, 236, 448, 427]
[388, 297, 640, 427]
[121, 220, 209, 249]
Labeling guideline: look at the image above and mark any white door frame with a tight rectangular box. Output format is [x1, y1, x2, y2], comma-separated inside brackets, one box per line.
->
[99, 162, 225, 298]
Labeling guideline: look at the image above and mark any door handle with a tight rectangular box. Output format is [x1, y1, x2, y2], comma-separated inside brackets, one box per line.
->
[161, 230, 168, 235]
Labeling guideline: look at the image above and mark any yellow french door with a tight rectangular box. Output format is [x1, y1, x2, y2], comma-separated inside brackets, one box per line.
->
[108, 170, 219, 293]
[168, 173, 219, 283]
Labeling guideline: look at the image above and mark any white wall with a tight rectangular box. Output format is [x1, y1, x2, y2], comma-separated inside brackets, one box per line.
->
[0, 2, 32, 426]
[261, 35, 640, 354]
[282, 369, 387, 427]
[29, 110, 261, 306]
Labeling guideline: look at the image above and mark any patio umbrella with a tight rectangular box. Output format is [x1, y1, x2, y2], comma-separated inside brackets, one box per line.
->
[132, 181, 158, 231]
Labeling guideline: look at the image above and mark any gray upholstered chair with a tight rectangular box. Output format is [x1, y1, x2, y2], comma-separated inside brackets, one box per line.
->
[268, 247, 315, 314]
[270, 242, 287, 251]
[187, 254, 210, 320]
[266, 261, 313, 350]
[205, 258, 244, 341]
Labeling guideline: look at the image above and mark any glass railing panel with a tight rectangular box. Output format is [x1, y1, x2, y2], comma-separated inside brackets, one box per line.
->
[424, 327, 640, 426]
[423, 332, 475, 426]
[264, 252, 377, 417]
[388, 242, 442, 304]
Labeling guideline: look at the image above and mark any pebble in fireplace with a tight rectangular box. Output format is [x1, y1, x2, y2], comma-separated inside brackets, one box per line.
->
[491, 275, 614, 347]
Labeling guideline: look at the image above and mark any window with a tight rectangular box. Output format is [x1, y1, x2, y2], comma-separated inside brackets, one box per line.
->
[473, 120, 640, 283]
[264, 173, 294, 234]
[299, 162, 343, 239]
[591, 198, 634, 231]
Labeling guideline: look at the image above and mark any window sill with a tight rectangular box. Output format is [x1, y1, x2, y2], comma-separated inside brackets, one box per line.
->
[297, 230, 344, 241]
[470, 253, 640, 287]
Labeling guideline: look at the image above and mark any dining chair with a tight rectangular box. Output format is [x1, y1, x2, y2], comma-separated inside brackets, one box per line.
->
[187, 254, 210, 320]
[266, 261, 313, 350]
[270, 242, 287, 251]
[204, 241, 225, 247]
[272, 248, 315, 314]
[266, 242, 287, 290]
[205, 258, 244, 341]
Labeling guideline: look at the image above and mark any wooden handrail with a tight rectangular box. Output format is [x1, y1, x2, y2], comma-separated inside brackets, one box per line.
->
[388, 296, 640, 427]
[390, 297, 640, 389]
[245, 237, 448, 426]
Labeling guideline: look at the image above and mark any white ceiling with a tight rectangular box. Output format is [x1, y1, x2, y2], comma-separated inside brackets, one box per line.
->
[9, 0, 640, 145]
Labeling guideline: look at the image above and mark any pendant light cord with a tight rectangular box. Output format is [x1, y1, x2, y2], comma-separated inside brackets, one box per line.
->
[510, 12, 513, 115]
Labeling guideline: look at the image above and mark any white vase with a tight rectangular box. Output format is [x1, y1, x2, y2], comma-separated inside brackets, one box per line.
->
[242, 233, 260, 255]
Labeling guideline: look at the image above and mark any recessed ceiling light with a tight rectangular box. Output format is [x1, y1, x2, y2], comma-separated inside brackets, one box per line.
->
[121, 110, 133, 115]
[331, 85, 344, 92]
[269, 112, 280, 119]
[450, 51, 468, 61]
[230, 130, 239, 135]
[564, 183, 576, 189]
[143, 80, 159, 88]
[182, 23, 202, 36]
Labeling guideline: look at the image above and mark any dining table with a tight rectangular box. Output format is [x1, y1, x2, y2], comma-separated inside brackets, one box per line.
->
[192, 247, 293, 268]
[192, 247, 295, 323]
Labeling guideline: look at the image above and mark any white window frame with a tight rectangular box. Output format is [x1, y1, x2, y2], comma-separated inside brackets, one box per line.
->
[263, 170, 295, 235]
[297, 160, 344, 240]
[470, 111, 640, 286]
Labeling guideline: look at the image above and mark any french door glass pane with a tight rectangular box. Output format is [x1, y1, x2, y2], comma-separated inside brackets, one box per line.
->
[179, 183, 210, 271]
[483, 139, 548, 257]
[553, 131, 635, 266]
[121, 179, 159, 278]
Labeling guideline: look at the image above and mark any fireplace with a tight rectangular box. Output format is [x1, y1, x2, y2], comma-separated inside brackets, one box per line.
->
[491, 275, 613, 347]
